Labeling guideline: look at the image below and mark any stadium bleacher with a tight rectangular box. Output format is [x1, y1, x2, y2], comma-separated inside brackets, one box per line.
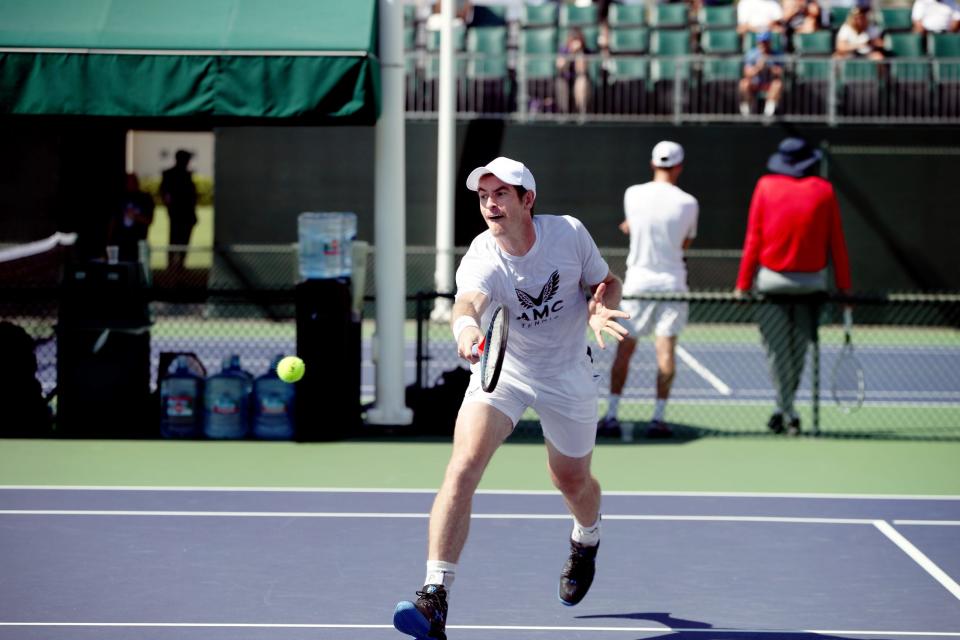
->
[400, 1, 960, 122]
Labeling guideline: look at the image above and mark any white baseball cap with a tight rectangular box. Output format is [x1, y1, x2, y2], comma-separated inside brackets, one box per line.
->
[651, 141, 684, 168]
[465, 156, 537, 194]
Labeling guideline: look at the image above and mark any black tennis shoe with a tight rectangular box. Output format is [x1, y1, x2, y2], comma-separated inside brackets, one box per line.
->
[597, 416, 622, 438]
[767, 413, 785, 434]
[558, 539, 599, 606]
[786, 415, 801, 436]
[393, 584, 448, 640]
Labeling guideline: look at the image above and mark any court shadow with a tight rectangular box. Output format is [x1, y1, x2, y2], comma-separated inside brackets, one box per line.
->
[576, 611, 877, 639]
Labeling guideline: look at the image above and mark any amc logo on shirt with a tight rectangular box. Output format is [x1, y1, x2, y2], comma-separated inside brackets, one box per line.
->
[515, 269, 564, 327]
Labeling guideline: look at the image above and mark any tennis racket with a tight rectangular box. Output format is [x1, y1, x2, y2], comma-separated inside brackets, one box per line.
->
[831, 307, 865, 412]
[470, 304, 509, 393]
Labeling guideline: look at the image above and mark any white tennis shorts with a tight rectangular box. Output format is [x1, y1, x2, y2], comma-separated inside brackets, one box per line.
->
[461, 352, 599, 458]
[618, 299, 688, 338]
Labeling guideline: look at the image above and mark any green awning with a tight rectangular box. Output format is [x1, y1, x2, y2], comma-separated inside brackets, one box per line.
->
[0, 0, 380, 122]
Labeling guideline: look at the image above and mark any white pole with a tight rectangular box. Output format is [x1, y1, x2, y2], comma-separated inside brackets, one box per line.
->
[368, 0, 413, 426]
[431, 0, 456, 322]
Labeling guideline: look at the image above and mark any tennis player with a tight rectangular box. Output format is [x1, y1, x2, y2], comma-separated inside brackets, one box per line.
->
[393, 156, 629, 640]
[597, 141, 699, 439]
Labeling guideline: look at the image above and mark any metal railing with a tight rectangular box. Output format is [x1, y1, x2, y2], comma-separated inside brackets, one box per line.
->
[404, 51, 960, 125]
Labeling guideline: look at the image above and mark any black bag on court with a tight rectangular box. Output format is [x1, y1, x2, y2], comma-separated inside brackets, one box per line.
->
[406, 366, 471, 435]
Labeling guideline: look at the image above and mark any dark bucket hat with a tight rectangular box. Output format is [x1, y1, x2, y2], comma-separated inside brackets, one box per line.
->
[767, 137, 823, 178]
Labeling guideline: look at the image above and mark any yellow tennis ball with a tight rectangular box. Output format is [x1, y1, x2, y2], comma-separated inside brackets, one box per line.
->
[276, 356, 305, 383]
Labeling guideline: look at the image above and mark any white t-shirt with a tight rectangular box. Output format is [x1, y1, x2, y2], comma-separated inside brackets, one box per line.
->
[622, 181, 699, 293]
[737, 0, 785, 31]
[912, 0, 960, 32]
[455, 215, 610, 378]
[836, 23, 882, 55]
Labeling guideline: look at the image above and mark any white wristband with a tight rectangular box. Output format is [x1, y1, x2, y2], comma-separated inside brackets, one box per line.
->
[452, 316, 480, 342]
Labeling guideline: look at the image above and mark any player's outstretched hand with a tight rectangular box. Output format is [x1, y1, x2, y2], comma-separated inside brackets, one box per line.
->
[588, 282, 629, 350]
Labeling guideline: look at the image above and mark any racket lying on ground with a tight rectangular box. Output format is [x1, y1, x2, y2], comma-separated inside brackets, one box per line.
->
[831, 307, 865, 412]
[470, 304, 509, 393]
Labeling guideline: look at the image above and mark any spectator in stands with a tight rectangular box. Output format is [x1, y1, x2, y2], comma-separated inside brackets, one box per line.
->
[107, 172, 154, 264]
[159, 149, 198, 276]
[425, 0, 473, 31]
[597, 141, 699, 440]
[781, 0, 823, 45]
[911, 0, 960, 33]
[740, 31, 784, 117]
[834, 6, 886, 59]
[556, 27, 593, 116]
[734, 137, 852, 436]
[738, 0, 785, 34]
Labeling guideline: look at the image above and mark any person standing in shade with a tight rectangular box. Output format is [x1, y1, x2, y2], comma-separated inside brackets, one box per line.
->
[159, 149, 198, 276]
[597, 141, 699, 440]
[393, 157, 629, 640]
[735, 137, 852, 435]
[107, 172, 154, 263]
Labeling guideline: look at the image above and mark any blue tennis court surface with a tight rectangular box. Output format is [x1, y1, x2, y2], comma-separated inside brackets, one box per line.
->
[1, 488, 958, 639]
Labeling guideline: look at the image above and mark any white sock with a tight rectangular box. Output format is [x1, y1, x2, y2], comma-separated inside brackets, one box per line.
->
[740, 101, 751, 116]
[764, 100, 776, 116]
[605, 395, 621, 418]
[425, 560, 456, 589]
[652, 399, 666, 422]
[571, 515, 601, 546]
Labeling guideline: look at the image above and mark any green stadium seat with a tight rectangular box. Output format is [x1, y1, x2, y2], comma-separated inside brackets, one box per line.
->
[885, 32, 925, 57]
[466, 26, 508, 79]
[929, 32, 960, 57]
[650, 29, 692, 56]
[792, 31, 834, 56]
[404, 4, 417, 24]
[838, 58, 881, 115]
[701, 56, 743, 81]
[742, 31, 784, 52]
[559, 3, 599, 27]
[521, 26, 558, 53]
[608, 26, 649, 54]
[829, 6, 852, 29]
[697, 56, 744, 114]
[877, 7, 913, 32]
[649, 3, 689, 29]
[523, 3, 558, 28]
[791, 58, 832, 115]
[404, 25, 416, 51]
[699, 6, 737, 30]
[604, 56, 651, 113]
[700, 28, 740, 54]
[607, 3, 646, 27]
[928, 34, 960, 115]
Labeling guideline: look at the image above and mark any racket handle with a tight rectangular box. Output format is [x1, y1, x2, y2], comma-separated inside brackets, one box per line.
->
[471, 338, 485, 357]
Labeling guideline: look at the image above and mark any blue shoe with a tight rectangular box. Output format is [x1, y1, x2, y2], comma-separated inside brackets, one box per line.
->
[393, 584, 447, 640]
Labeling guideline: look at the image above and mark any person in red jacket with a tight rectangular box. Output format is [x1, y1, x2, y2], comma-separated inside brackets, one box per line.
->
[735, 137, 851, 435]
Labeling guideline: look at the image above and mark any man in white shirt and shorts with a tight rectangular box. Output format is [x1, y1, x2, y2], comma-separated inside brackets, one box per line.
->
[393, 157, 629, 640]
[597, 141, 699, 439]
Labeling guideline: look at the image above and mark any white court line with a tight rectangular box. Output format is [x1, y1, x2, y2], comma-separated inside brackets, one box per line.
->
[895, 520, 960, 526]
[0, 622, 958, 636]
[675, 345, 732, 396]
[2, 486, 959, 500]
[0, 510, 881, 524]
[874, 520, 960, 602]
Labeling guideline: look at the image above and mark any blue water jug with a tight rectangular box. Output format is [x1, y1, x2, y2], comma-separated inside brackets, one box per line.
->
[159, 355, 204, 438]
[252, 355, 296, 440]
[203, 355, 253, 439]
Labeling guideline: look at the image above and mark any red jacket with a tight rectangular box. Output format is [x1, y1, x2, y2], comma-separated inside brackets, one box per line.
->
[736, 174, 852, 292]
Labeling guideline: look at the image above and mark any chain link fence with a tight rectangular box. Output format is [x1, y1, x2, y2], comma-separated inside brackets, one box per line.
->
[2, 241, 958, 440]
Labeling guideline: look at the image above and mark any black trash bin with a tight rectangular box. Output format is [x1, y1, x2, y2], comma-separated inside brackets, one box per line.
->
[295, 278, 361, 441]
